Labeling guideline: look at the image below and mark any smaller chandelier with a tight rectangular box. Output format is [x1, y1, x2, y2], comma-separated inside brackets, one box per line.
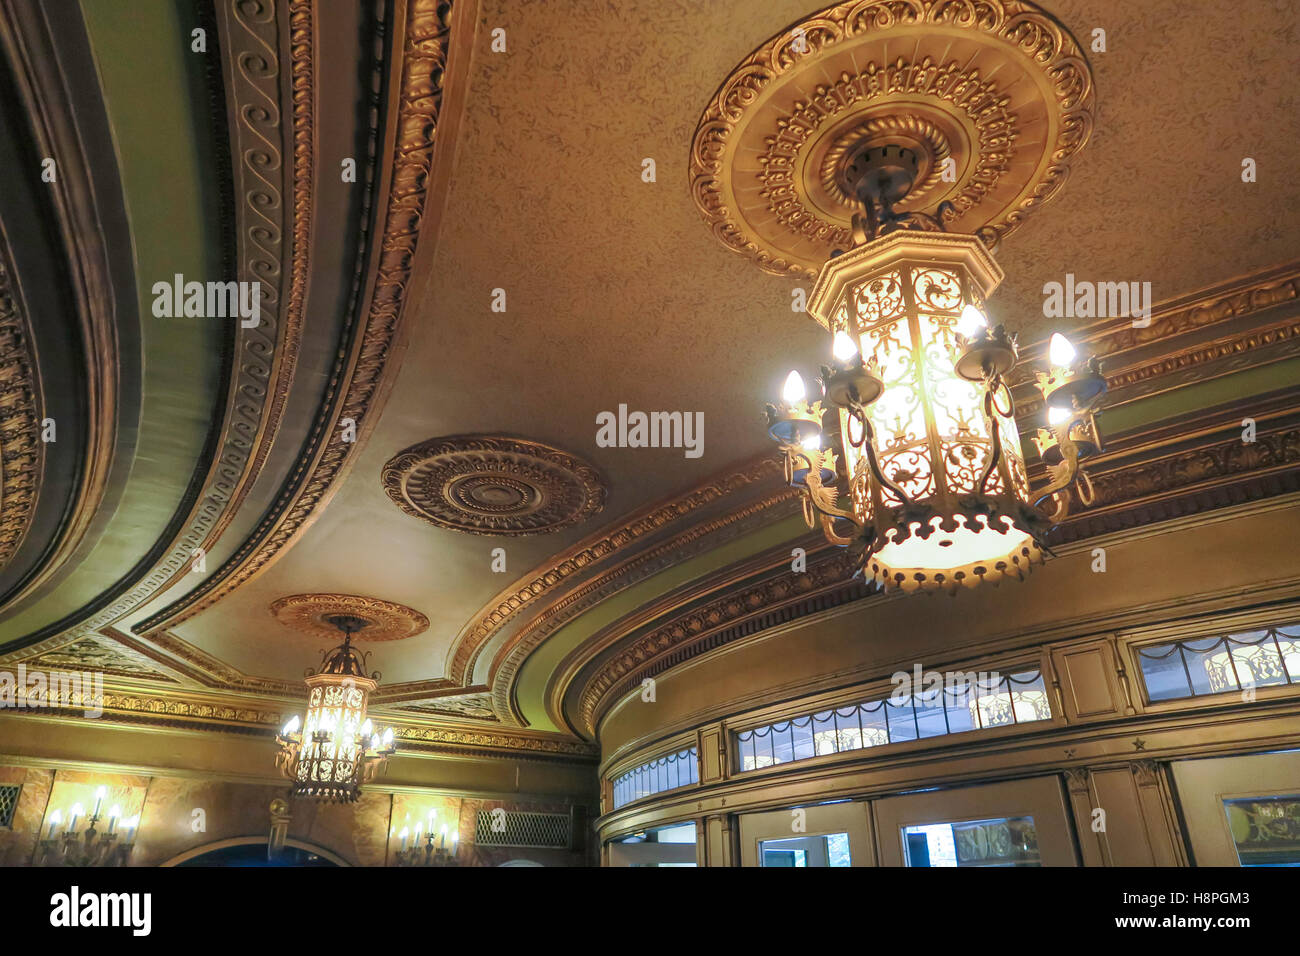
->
[276, 614, 398, 803]
[765, 146, 1108, 593]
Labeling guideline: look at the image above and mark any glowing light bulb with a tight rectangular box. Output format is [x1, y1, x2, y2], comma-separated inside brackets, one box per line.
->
[832, 330, 859, 362]
[108, 806, 121, 835]
[361, 718, 373, 736]
[957, 304, 988, 338]
[1047, 405, 1073, 426]
[801, 432, 821, 451]
[282, 715, 300, 735]
[782, 370, 806, 403]
[382, 727, 394, 746]
[1048, 332, 1076, 370]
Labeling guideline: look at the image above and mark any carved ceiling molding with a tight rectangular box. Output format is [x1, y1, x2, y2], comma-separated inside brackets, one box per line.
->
[270, 592, 431, 642]
[1012, 261, 1300, 417]
[568, 404, 1300, 736]
[396, 693, 499, 722]
[446, 454, 791, 685]
[135, 0, 464, 635]
[130, 627, 297, 694]
[0, 0, 314, 657]
[487, 477, 800, 725]
[0, 2, 120, 615]
[1046, 402, 1300, 544]
[690, 0, 1095, 277]
[13, 637, 179, 683]
[381, 435, 608, 536]
[576, 550, 865, 736]
[0, 684, 597, 759]
[0, 230, 41, 572]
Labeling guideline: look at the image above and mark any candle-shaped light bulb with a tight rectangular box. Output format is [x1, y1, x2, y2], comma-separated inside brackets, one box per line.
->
[382, 727, 394, 747]
[800, 432, 821, 451]
[831, 330, 859, 362]
[781, 370, 806, 404]
[1048, 332, 1077, 370]
[124, 816, 139, 843]
[69, 804, 84, 833]
[93, 786, 106, 818]
[440, 824, 448, 848]
[957, 303, 988, 339]
[399, 826, 410, 851]
[451, 831, 460, 856]
[47, 809, 62, 839]
[1047, 405, 1073, 426]
[369, 734, 381, 751]
[361, 718, 373, 736]
[108, 806, 121, 835]
[282, 715, 300, 735]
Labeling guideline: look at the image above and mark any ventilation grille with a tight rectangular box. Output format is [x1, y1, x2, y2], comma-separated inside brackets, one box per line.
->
[474, 809, 571, 848]
[0, 785, 19, 829]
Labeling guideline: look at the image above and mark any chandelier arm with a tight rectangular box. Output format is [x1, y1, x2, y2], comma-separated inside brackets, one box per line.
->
[1033, 422, 1082, 513]
[1075, 467, 1097, 507]
[818, 511, 857, 547]
[977, 385, 1004, 495]
[803, 463, 858, 524]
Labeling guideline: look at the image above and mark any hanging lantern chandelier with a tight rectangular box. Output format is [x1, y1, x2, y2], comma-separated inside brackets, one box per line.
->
[691, 0, 1103, 593]
[765, 148, 1106, 592]
[276, 614, 398, 802]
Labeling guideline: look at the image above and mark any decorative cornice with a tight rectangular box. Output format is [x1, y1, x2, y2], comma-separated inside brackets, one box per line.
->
[0, 0, 308, 654]
[449, 454, 791, 685]
[0, 682, 597, 760]
[568, 404, 1300, 736]
[1012, 261, 1300, 416]
[136, 0, 460, 634]
[15, 637, 178, 682]
[0, 229, 41, 572]
[1047, 407, 1300, 544]
[576, 550, 864, 736]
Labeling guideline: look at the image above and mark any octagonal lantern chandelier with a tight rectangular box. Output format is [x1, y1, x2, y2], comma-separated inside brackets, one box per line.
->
[691, 0, 1108, 593]
[275, 614, 398, 802]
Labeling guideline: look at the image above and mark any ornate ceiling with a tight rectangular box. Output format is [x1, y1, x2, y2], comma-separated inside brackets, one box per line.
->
[0, 0, 1297, 764]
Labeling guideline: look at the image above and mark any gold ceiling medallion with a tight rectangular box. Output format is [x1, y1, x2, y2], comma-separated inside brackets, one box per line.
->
[381, 436, 607, 536]
[690, 0, 1095, 278]
[271, 593, 430, 642]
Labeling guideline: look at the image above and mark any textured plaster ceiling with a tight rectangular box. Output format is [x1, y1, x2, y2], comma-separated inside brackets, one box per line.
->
[172, 0, 1300, 696]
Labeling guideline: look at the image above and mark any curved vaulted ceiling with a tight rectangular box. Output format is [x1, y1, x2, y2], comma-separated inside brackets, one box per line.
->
[1, 0, 1298, 768]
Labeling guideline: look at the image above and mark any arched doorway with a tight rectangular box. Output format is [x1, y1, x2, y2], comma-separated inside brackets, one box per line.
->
[162, 838, 349, 867]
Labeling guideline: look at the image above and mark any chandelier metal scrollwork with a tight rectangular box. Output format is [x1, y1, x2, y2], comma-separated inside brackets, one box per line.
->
[276, 614, 398, 802]
[766, 146, 1107, 594]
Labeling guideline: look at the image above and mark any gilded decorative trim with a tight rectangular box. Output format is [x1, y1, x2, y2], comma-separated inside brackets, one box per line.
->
[576, 550, 862, 735]
[0, 2, 119, 615]
[1, 0, 314, 655]
[448, 454, 790, 684]
[136, 0, 458, 633]
[0, 683, 597, 759]
[1012, 261, 1300, 415]
[0, 230, 41, 572]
